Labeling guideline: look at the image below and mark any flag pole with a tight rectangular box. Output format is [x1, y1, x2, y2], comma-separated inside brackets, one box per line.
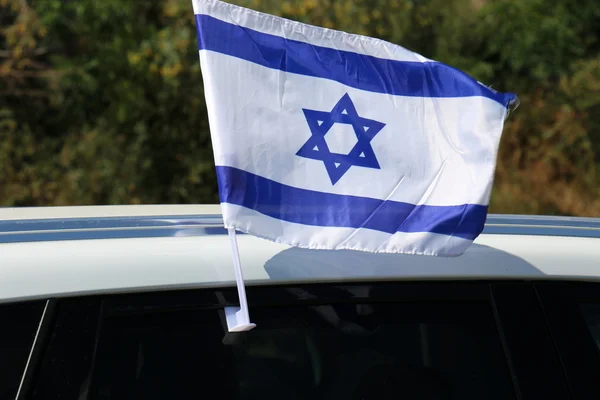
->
[224, 227, 256, 332]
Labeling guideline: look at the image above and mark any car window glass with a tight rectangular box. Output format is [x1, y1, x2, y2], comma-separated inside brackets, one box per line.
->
[83, 301, 516, 400]
[28, 298, 105, 400]
[580, 303, 600, 351]
[0, 301, 44, 400]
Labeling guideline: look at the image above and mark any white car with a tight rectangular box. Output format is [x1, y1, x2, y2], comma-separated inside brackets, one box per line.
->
[1, 205, 599, 400]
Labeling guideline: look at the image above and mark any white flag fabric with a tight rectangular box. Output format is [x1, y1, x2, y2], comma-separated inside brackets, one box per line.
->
[192, 0, 517, 256]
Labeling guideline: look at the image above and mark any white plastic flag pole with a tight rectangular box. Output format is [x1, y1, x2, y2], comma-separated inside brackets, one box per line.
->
[224, 227, 256, 332]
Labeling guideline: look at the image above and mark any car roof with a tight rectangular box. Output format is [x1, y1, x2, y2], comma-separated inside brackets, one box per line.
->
[0, 204, 599, 304]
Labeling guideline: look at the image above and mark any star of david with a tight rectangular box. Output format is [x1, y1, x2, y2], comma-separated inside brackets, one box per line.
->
[296, 93, 385, 185]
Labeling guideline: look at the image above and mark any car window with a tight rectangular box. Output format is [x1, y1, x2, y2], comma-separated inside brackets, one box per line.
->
[0, 301, 45, 400]
[32, 291, 517, 400]
[27, 298, 102, 400]
[580, 304, 600, 351]
[535, 283, 600, 400]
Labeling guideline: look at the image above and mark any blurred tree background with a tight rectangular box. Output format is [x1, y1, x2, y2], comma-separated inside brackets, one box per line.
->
[1, 0, 599, 215]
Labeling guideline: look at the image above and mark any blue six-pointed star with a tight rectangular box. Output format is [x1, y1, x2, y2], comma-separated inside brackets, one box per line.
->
[296, 93, 385, 185]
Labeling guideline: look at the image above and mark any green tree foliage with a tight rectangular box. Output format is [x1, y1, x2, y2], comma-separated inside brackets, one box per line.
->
[1, 0, 214, 205]
[1, 0, 599, 215]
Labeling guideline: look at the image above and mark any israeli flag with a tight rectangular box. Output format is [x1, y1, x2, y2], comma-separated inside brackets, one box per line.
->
[193, 0, 517, 256]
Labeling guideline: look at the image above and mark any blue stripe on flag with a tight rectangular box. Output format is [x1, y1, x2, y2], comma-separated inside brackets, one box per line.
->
[216, 166, 487, 240]
[195, 14, 514, 107]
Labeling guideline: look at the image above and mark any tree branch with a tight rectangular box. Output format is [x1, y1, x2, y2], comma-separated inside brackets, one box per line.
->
[0, 69, 62, 78]
[0, 89, 49, 97]
[0, 48, 48, 58]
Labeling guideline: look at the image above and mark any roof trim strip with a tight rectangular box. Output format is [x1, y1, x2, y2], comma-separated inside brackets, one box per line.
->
[0, 213, 598, 244]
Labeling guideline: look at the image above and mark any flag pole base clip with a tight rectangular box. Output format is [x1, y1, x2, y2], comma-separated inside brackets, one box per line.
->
[225, 227, 256, 332]
[224, 306, 256, 332]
